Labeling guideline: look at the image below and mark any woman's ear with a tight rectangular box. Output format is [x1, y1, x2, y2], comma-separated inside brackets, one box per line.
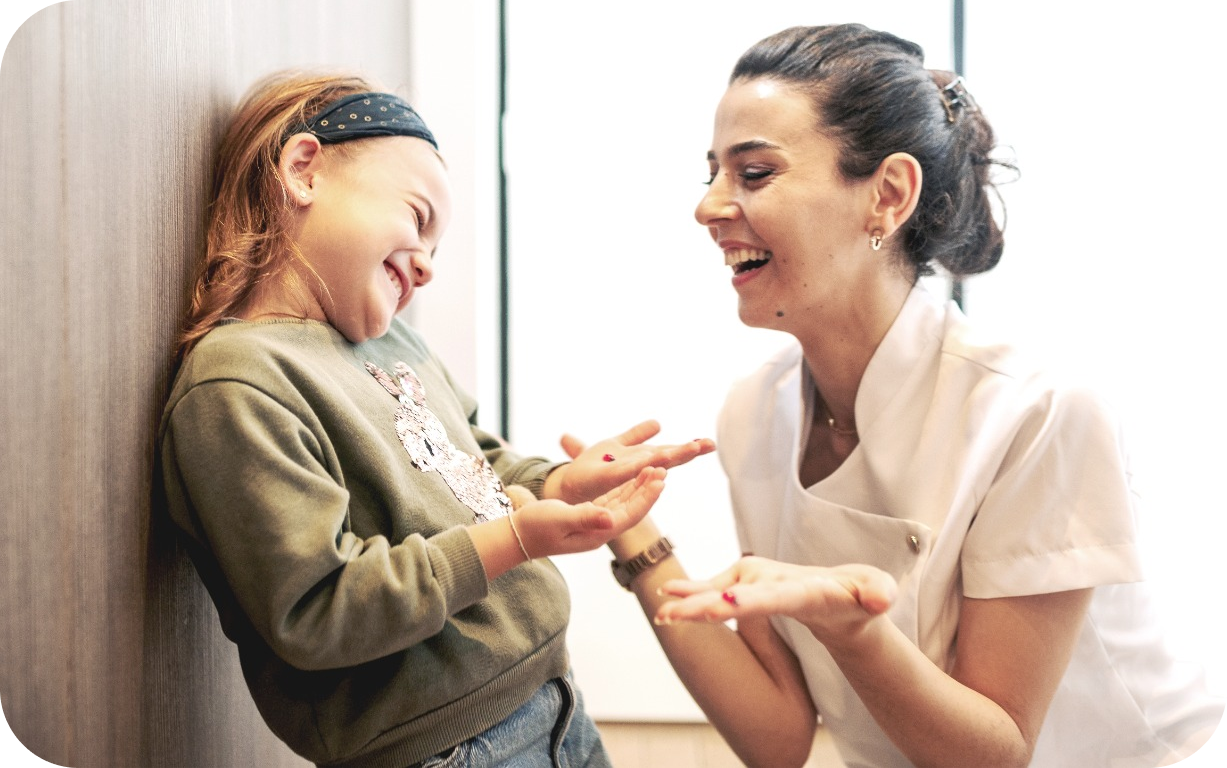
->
[869, 152, 922, 238]
[279, 133, 325, 206]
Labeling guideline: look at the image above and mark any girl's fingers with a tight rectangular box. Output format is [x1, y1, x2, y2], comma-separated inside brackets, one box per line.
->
[573, 504, 613, 530]
[504, 484, 536, 509]
[595, 467, 665, 506]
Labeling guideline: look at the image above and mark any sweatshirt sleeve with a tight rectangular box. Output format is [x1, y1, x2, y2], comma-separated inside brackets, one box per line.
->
[162, 379, 489, 671]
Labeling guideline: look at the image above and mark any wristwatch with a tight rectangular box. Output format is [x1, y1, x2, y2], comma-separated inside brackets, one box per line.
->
[610, 536, 674, 590]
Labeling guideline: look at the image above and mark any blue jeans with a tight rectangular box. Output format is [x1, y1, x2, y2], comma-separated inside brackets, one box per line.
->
[410, 672, 612, 768]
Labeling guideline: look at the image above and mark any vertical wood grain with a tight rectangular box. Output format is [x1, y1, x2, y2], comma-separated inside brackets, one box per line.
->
[3, 8, 80, 762]
[1, 1, 417, 765]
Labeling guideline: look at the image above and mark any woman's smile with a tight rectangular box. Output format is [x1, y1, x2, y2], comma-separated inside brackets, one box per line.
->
[725, 247, 773, 274]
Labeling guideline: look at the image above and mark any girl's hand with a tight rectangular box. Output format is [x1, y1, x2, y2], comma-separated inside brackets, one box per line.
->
[654, 556, 897, 643]
[514, 467, 667, 558]
[546, 419, 715, 504]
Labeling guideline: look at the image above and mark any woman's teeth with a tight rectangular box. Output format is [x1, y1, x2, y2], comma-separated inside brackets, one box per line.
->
[725, 248, 772, 272]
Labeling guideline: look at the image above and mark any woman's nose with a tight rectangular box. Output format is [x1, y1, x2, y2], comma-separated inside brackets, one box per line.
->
[694, 175, 738, 227]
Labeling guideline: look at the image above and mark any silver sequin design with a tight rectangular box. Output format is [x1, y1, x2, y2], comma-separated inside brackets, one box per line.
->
[366, 361, 512, 523]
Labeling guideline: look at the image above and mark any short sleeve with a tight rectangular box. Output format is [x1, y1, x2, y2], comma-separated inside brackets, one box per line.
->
[961, 384, 1144, 599]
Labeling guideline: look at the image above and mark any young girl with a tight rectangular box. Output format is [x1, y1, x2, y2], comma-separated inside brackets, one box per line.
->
[158, 69, 712, 768]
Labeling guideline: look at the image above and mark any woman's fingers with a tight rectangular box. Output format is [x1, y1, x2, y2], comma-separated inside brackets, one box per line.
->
[559, 433, 587, 460]
[614, 419, 663, 446]
[837, 566, 897, 615]
[653, 562, 898, 627]
[638, 438, 716, 469]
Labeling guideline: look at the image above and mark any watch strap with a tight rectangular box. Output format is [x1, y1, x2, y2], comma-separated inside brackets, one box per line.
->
[611, 536, 674, 590]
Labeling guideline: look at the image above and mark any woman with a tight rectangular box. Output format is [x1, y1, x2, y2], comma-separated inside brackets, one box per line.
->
[597, 24, 1223, 768]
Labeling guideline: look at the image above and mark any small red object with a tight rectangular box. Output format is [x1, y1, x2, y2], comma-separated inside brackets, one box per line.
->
[721, 590, 738, 606]
[602, 453, 616, 462]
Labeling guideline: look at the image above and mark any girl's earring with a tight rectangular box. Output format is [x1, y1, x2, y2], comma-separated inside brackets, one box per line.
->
[869, 229, 884, 251]
[299, 190, 308, 198]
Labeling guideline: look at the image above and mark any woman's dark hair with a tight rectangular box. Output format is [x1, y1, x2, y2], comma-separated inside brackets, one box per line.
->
[732, 24, 1010, 277]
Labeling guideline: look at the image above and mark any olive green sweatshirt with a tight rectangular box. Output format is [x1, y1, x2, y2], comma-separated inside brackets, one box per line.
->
[158, 318, 571, 767]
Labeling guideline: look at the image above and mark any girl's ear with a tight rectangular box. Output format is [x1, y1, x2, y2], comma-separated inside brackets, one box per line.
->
[279, 133, 325, 206]
[868, 152, 922, 240]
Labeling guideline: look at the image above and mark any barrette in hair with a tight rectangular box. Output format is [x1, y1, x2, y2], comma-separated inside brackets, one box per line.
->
[940, 76, 979, 123]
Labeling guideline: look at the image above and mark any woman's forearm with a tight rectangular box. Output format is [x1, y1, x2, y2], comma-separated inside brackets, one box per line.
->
[613, 523, 818, 768]
[824, 617, 1029, 768]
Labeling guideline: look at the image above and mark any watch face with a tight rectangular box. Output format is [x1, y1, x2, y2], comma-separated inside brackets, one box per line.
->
[612, 559, 633, 587]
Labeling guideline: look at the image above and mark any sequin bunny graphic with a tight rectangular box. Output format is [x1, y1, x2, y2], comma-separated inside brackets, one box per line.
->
[366, 361, 512, 523]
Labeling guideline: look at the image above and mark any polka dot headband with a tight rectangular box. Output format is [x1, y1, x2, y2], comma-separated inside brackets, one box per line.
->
[285, 91, 437, 149]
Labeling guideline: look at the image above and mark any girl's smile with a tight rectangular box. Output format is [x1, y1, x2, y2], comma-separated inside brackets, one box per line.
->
[290, 135, 451, 343]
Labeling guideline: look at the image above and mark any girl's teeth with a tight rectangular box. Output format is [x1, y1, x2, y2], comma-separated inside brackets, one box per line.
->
[385, 264, 402, 298]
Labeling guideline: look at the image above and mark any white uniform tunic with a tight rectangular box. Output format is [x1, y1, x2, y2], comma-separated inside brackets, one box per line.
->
[717, 286, 1223, 768]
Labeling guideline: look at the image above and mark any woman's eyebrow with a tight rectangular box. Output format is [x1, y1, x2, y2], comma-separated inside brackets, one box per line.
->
[707, 139, 782, 162]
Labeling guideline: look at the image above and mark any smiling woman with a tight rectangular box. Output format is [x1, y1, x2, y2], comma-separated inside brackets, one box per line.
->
[694, 76, 924, 346]
[505, 0, 1227, 721]
[504, 8, 1224, 768]
[622, 22, 1223, 768]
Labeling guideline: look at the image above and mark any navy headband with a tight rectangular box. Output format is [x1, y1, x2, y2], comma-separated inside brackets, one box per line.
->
[286, 91, 437, 149]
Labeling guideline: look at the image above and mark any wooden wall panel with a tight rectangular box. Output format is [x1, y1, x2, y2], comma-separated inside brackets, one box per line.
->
[1, 1, 420, 765]
[2, 10, 80, 763]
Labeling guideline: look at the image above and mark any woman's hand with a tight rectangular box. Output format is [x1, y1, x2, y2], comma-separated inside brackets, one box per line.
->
[545, 419, 715, 504]
[655, 556, 897, 643]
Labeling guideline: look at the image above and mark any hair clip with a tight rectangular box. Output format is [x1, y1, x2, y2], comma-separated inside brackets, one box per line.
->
[940, 76, 978, 123]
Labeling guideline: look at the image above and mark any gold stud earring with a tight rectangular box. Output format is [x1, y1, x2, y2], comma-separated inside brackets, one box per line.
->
[869, 229, 884, 251]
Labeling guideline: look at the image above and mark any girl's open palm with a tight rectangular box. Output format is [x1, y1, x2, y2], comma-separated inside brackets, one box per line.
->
[516, 467, 667, 557]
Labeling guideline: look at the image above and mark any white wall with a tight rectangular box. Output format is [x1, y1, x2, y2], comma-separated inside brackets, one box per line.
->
[404, 1, 504, 428]
[961, 5, 1227, 762]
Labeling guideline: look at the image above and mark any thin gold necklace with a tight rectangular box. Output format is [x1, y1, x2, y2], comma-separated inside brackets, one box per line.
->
[817, 391, 858, 437]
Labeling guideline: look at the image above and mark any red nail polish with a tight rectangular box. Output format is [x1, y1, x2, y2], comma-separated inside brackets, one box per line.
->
[603, 454, 616, 462]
